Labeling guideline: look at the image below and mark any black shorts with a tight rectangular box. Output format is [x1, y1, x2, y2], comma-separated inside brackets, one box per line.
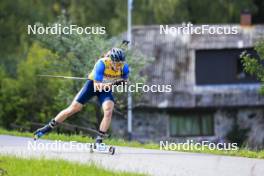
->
[76, 80, 114, 105]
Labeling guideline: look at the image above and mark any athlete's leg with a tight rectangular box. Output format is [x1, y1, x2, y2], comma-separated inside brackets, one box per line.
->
[34, 80, 95, 138]
[95, 100, 114, 144]
[54, 101, 83, 123]
[99, 100, 114, 133]
[34, 100, 83, 138]
[95, 91, 114, 143]
[95, 91, 115, 144]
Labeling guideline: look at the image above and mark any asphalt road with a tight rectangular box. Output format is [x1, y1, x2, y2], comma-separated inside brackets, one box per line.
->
[0, 135, 263, 176]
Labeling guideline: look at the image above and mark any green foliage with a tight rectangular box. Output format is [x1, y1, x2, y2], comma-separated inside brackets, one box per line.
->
[186, 0, 256, 23]
[133, 0, 188, 24]
[133, 0, 257, 24]
[0, 0, 56, 75]
[0, 155, 144, 176]
[241, 40, 264, 94]
[0, 43, 72, 128]
[68, 0, 127, 35]
[34, 15, 109, 79]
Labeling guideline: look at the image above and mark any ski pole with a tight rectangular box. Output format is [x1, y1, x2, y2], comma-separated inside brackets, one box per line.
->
[37, 74, 125, 84]
[37, 74, 90, 80]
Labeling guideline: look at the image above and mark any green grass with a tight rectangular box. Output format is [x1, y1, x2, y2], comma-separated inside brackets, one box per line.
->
[0, 128, 263, 159]
[0, 155, 145, 176]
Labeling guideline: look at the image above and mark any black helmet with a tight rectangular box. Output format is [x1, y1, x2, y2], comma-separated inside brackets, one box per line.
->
[109, 48, 125, 62]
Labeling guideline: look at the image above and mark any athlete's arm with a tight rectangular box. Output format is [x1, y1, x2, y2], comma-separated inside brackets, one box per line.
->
[93, 60, 112, 90]
[122, 63, 129, 80]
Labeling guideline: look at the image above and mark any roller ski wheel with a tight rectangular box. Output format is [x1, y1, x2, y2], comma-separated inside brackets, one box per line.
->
[109, 146, 115, 155]
[89, 143, 116, 155]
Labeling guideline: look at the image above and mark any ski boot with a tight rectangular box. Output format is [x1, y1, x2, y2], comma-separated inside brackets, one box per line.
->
[95, 135, 103, 144]
[90, 131, 115, 155]
[93, 131, 105, 149]
[34, 119, 58, 140]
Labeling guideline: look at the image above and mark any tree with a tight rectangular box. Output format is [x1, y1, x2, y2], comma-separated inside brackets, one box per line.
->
[186, 0, 256, 24]
[241, 40, 264, 93]
[0, 43, 71, 129]
[0, 0, 57, 76]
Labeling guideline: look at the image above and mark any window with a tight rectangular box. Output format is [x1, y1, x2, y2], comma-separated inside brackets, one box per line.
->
[195, 48, 258, 85]
[169, 114, 214, 136]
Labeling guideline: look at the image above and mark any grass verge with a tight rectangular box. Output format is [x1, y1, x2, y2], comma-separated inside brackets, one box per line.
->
[0, 128, 263, 159]
[0, 154, 145, 176]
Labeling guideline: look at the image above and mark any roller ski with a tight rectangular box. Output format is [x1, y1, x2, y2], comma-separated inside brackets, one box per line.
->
[89, 132, 115, 155]
[33, 119, 57, 140]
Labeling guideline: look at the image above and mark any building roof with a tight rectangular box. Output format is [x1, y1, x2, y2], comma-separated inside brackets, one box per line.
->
[132, 24, 264, 50]
[190, 25, 264, 49]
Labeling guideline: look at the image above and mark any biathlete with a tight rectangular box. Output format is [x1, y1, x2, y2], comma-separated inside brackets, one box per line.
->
[34, 48, 129, 144]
